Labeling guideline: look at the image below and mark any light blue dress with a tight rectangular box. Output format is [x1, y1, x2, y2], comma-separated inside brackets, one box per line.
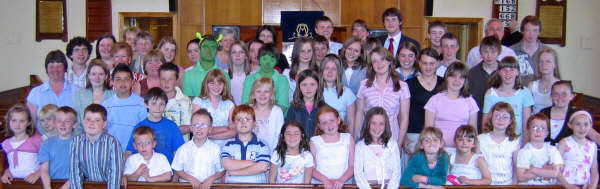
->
[483, 88, 535, 136]
[323, 87, 356, 121]
[192, 97, 235, 147]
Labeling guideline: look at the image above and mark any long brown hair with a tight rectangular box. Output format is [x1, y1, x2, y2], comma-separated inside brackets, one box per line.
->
[3, 104, 35, 138]
[85, 59, 110, 89]
[314, 106, 348, 136]
[291, 70, 325, 108]
[484, 102, 519, 141]
[440, 62, 471, 98]
[366, 47, 401, 91]
[199, 69, 233, 101]
[340, 37, 366, 69]
[274, 120, 310, 167]
[359, 107, 392, 147]
[227, 40, 251, 78]
[290, 37, 318, 81]
[488, 56, 524, 90]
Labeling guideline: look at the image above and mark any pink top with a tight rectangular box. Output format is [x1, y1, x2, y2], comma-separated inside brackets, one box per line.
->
[1, 134, 42, 168]
[357, 78, 410, 140]
[424, 92, 479, 147]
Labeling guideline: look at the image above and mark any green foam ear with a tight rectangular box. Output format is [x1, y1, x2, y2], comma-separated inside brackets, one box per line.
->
[216, 34, 223, 43]
[196, 32, 204, 42]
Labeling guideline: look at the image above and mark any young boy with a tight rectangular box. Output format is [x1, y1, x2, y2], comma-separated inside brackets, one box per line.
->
[38, 104, 58, 140]
[468, 36, 502, 131]
[65, 36, 93, 89]
[171, 109, 224, 188]
[315, 16, 342, 55]
[40, 106, 78, 189]
[103, 63, 147, 150]
[312, 35, 330, 64]
[427, 21, 447, 55]
[437, 33, 460, 77]
[159, 63, 192, 140]
[516, 114, 563, 185]
[124, 126, 172, 182]
[221, 105, 270, 183]
[70, 104, 123, 189]
[125, 87, 184, 163]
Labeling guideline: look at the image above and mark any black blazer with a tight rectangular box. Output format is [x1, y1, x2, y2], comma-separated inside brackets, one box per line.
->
[377, 33, 421, 55]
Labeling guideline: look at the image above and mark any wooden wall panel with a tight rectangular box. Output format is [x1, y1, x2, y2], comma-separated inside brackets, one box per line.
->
[399, 0, 425, 45]
[341, 0, 399, 27]
[179, 0, 204, 25]
[263, 0, 302, 24]
[301, 0, 341, 25]
[206, 0, 261, 26]
[86, 0, 112, 41]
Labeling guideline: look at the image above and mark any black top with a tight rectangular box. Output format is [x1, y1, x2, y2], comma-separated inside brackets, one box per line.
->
[275, 54, 290, 72]
[541, 106, 575, 146]
[376, 34, 421, 56]
[468, 63, 495, 132]
[406, 76, 444, 133]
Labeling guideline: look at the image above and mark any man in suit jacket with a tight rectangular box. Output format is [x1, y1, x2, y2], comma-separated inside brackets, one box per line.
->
[377, 8, 421, 58]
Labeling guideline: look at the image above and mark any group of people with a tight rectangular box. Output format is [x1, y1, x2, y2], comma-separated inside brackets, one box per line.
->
[0, 7, 597, 189]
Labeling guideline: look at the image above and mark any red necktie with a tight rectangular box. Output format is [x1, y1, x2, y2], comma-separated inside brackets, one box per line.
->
[388, 38, 394, 54]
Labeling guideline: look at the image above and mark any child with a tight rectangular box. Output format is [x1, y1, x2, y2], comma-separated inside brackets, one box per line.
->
[483, 56, 535, 142]
[103, 63, 147, 150]
[478, 102, 521, 185]
[516, 113, 563, 185]
[192, 69, 236, 147]
[438, 33, 460, 77]
[38, 104, 58, 140]
[283, 37, 318, 102]
[70, 104, 124, 189]
[182, 34, 230, 97]
[427, 21, 446, 55]
[310, 106, 355, 188]
[315, 16, 343, 55]
[124, 126, 172, 182]
[468, 36, 502, 131]
[558, 110, 599, 189]
[172, 109, 224, 188]
[221, 105, 271, 183]
[227, 40, 251, 105]
[395, 41, 419, 81]
[319, 54, 357, 136]
[446, 125, 492, 185]
[400, 127, 448, 189]
[159, 63, 192, 141]
[340, 37, 367, 95]
[354, 107, 401, 189]
[39, 106, 78, 189]
[125, 87, 184, 163]
[242, 43, 290, 111]
[312, 35, 329, 64]
[286, 69, 326, 139]
[249, 77, 284, 152]
[528, 48, 561, 113]
[269, 120, 314, 184]
[0, 104, 42, 184]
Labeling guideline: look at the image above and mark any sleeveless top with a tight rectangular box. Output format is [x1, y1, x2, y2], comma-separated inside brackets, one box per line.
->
[562, 136, 597, 185]
[311, 133, 351, 182]
[449, 153, 483, 182]
[531, 80, 552, 113]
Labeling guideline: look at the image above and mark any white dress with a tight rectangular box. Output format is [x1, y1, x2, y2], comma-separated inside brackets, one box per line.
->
[254, 106, 284, 152]
[311, 133, 352, 184]
[448, 153, 483, 185]
[478, 133, 520, 185]
[270, 151, 314, 184]
[530, 80, 552, 113]
[561, 136, 597, 185]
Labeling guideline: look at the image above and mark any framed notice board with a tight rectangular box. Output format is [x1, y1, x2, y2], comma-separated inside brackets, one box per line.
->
[536, 0, 567, 46]
[36, 0, 68, 42]
[492, 0, 518, 27]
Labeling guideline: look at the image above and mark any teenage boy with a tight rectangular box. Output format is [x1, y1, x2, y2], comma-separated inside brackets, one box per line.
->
[315, 16, 343, 55]
[66, 36, 93, 89]
[221, 105, 270, 183]
[428, 21, 447, 55]
[172, 109, 224, 188]
[312, 35, 330, 64]
[70, 104, 123, 189]
[351, 19, 369, 41]
[103, 64, 147, 150]
[437, 33, 460, 77]
[125, 87, 185, 163]
[159, 63, 193, 140]
[40, 106, 78, 189]
[510, 15, 549, 84]
[466, 19, 517, 68]
[377, 7, 421, 57]
[124, 126, 172, 182]
[468, 36, 502, 131]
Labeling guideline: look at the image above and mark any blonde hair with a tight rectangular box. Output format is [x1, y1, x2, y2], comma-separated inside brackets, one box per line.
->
[39, 104, 58, 120]
[417, 127, 445, 156]
[199, 69, 233, 101]
[249, 77, 276, 108]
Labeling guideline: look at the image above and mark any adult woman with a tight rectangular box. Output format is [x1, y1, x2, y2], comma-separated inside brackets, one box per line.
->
[340, 37, 367, 95]
[247, 40, 263, 73]
[255, 25, 289, 72]
[283, 37, 318, 103]
[355, 47, 410, 147]
[135, 49, 165, 96]
[95, 34, 116, 68]
[395, 41, 419, 81]
[228, 40, 251, 105]
[216, 28, 236, 70]
[72, 59, 115, 134]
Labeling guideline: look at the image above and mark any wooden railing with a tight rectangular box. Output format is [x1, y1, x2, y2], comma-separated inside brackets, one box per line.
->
[0, 179, 579, 189]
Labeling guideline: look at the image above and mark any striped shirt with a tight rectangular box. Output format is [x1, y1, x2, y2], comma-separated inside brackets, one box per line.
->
[220, 133, 270, 183]
[70, 132, 124, 189]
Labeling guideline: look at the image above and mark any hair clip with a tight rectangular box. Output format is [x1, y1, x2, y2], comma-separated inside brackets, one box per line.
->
[216, 34, 224, 43]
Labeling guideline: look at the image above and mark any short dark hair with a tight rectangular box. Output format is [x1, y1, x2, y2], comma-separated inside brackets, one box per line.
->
[57, 106, 78, 120]
[315, 16, 333, 26]
[95, 34, 116, 59]
[111, 63, 133, 80]
[428, 21, 447, 33]
[479, 36, 501, 54]
[84, 104, 107, 121]
[312, 35, 329, 46]
[133, 126, 155, 141]
[382, 8, 403, 23]
[144, 87, 168, 104]
[255, 25, 277, 44]
[351, 19, 369, 32]
[441, 33, 458, 44]
[187, 38, 200, 49]
[134, 31, 154, 45]
[159, 63, 180, 79]
[45, 50, 68, 73]
[66, 36, 92, 60]
[520, 15, 541, 32]
[192, 108, 213, 124]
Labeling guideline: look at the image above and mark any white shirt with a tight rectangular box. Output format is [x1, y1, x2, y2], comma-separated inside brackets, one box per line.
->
[329, 41, 343, 55]
[270, 151, 314, 184]
[123, 152, 172, 182]
[354, 140, 401, 189]
[516, 143, 563, 185]
[282, 69, 296, 103]
[171, 140, 224, 182]
[311, 133, 352, 183]
[436, 65, 447, 77]
[66, 65, 88, 89]
[478, 133, 520, 185]
[254, 106, 284, 153]
[384, 32, 402, 57]
[466, 45, 517, 69]
[7, 139, 39, 178]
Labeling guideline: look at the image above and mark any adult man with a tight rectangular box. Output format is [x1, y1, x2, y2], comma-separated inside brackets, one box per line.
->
[377, 8, 421, 57]
[466, 19, 517, 69]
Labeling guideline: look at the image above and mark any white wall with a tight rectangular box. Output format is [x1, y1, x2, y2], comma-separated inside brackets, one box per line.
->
[433, 0, 600, 97]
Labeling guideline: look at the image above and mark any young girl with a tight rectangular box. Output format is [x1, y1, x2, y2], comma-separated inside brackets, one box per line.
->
[447, 125, 491, 185]
[483, 56, 535, 142]
[354, 107, 401, 189]
[341, 37, 367, 95]
[319, 54, 357, 136]
[285, 69, 325, 139]
[228, 40, 251, 105]
[1, 104, 43, 184]
[269, 120, 314, 184]
[425, 62, 479, 150]
[249, 77, 284, 152]
[395, 41, 419, 81]
[558, 110, 599, 189]
[478, 102, 521, 185]
[284, 37, 318, 103]
[356, 47, 410, 148]
[516, 113, 563, 185]
[528, 48, 561, 113]
[191, 69, 235, 147]
[400, 127, 448, 189]
[310, 106, 355, 189]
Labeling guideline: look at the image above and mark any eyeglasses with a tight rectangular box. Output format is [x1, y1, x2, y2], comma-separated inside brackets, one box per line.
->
[191, 123, 210, 129]
[235, 118, 253, 122]
[531, 125, 547, 132]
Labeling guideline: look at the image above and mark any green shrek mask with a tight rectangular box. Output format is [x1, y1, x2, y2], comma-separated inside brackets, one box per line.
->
[259, 53, 277, 77]
[196, 33, 222, 70]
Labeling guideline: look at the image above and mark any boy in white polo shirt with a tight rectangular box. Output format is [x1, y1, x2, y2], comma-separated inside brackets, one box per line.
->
[123, 126, 172, 182]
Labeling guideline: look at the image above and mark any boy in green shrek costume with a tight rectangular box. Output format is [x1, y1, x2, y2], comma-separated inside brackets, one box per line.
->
[242, 44, 289, 112]
[182, 33, 230, 97]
